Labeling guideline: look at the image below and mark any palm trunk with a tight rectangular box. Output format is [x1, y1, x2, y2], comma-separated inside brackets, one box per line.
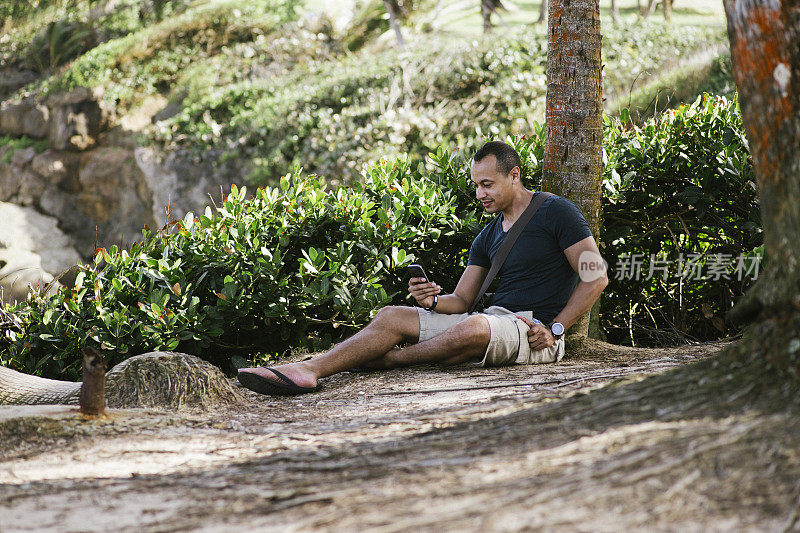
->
[543, 0, 604, 337]
[724, 0, 800, 377]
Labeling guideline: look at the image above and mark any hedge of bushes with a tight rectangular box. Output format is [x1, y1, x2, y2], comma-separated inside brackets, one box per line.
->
[0, 94, 757, 379]
[601, 94, 760, 345]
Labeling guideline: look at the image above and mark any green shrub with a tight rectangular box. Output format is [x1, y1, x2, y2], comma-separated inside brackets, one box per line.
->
[0, 144, 508, 379]
[20, 0, 302, 111]
[601, 93, 760, 345]
[0, 95, 754, 377]
[0, 135, 49, 162]
[26, 18, 97, 72]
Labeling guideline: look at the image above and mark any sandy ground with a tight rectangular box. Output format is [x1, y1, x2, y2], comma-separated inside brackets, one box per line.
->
[1, 341, 798, 532]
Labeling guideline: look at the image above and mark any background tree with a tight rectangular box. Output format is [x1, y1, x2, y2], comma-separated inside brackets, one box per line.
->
[383, 0, 405, 47]
[611, 0, 620, 25]
[643, 0, 673, 21]
[480, 0, 504, 33]
[542, 0, 604, 337]
[724, 0, 800, 378]
[536, 0, 547, 24]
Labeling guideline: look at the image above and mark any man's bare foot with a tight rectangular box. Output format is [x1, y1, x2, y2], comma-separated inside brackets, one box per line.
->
[238, 362, 318, 389]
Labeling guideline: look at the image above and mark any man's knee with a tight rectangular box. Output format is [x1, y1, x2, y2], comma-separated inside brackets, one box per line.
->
[370, 306, 420, 340]
[452, 315, 490, 349]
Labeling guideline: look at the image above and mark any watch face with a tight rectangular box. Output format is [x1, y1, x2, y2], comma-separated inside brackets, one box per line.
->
[551, 322, 565, 336]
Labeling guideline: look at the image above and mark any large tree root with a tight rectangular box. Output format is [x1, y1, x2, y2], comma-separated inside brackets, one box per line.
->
[0, 352, 248, 409]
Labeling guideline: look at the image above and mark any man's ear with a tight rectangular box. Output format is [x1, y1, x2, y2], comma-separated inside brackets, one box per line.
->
[510, 166, 522, 183]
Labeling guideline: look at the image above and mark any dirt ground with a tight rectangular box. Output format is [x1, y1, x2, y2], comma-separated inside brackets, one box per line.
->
[1, 340, 799, 533]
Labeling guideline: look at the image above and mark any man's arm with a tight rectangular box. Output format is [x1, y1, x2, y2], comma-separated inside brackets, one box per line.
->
[524, 236, 608, 349]
[408, 264, 488, 314]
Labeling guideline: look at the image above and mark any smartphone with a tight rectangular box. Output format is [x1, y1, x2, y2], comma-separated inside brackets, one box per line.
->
[407, 263, 429, 282]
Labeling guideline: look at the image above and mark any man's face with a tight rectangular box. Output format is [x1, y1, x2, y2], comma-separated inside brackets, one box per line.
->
[470, 155, 518, 214]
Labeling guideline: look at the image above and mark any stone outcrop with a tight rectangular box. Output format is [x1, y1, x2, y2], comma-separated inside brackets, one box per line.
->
[0, 98, 48, 139]
[0, 202, 83, 303]
[0, 86, 243, 265]
[45, 87, 108, 151]
[0, 69, 37, 101]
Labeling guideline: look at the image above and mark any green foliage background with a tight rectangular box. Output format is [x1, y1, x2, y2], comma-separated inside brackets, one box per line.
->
[0, 95, 758, 379]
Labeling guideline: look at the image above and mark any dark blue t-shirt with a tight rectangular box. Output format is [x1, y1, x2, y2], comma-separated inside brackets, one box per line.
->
[467, 193, 592, 323]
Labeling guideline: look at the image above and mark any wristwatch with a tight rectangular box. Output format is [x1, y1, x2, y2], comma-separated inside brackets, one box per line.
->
[549, 321, 565, 339]
[425, 294, 438, 312]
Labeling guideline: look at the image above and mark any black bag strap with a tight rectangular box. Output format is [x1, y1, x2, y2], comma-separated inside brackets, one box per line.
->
[468, 192, 553, 314]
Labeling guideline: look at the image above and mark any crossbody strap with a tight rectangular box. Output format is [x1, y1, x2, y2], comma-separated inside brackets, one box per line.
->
[468, 192, 553, 314]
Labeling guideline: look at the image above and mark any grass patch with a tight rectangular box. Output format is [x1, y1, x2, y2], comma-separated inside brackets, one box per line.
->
[0, 135, 49, 163]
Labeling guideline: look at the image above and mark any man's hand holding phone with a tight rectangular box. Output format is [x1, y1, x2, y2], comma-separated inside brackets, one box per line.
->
[407, 264, 441, 310]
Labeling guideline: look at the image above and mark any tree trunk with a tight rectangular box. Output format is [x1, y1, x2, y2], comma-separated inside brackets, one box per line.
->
[663, 0, 672, 22]
[383, 0, 405, 48]
[611, 0, 620, 25]
[79, 347, 106, 417]
[537, 0, 548, 24]
[481, 0, 494, 32]
[543, 0, 604, 337]
[723, 0, 800, 378]
[481, 0, 504, 33]
[643, 0, 658, 18]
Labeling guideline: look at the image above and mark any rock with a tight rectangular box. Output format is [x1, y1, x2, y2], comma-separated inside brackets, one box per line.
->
[30, 149, 81, 192]
[47, 89, 107, 151]
[135, 146, 234, 227]
[0, 70, 37, 99]
[0, 202, 82, 303]
[30, 147, 156, 256]
[0, 99, 49, 139]
[14, 168, 47, 206]
[151, 101, 182, 123]
[0, 163, 21, 202]
[10, 146, 36, 167]
[45, 87, 95, 107]
[38, 188, 94, 255]
[36, 146, 156, 256]
[0, 164, 44, 206]
[0, 249, 60, 302]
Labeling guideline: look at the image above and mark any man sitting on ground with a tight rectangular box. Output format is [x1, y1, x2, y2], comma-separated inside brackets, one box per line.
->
[238, 141, 608, 396]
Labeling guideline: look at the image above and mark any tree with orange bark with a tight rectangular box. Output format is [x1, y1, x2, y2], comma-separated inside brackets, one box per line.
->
[542, 0, 603, 336]
[724, 0, 800, 378]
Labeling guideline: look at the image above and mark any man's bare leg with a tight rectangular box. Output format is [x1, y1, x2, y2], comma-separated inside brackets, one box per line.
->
[361, 315, 490, 368]
[239, 310, 490, 388]
[239, 306, 421, 388]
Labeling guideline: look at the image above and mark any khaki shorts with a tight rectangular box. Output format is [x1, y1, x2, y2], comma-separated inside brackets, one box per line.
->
[416, 305, 565, 367]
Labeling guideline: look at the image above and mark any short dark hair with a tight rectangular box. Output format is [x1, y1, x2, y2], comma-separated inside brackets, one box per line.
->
[473, 141, 522, 176]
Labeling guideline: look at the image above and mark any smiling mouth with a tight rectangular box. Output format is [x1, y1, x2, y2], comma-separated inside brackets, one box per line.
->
[481, 201, 493, 208]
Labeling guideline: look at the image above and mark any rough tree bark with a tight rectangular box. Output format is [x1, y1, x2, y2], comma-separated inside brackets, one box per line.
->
[543, 0, 604, 337]
[79, 347, 106, 417]
[724, 0, 800, 378]
[383, 0, 405, 48]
